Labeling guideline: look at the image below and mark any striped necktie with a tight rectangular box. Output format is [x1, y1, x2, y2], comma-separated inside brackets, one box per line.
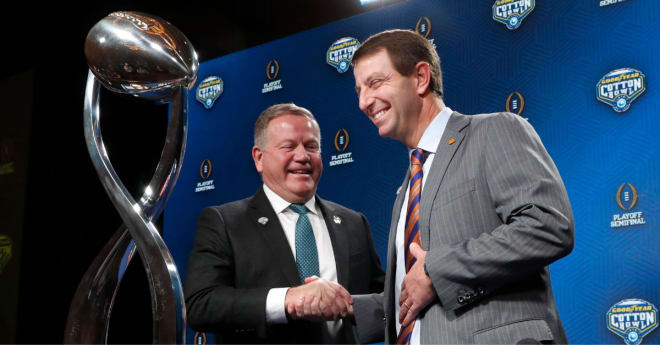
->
[290, 203, 320, 283]
[397, 148, 428, 345]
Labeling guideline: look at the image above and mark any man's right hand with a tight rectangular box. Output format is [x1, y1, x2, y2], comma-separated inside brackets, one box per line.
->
[285, 276, 353, 321]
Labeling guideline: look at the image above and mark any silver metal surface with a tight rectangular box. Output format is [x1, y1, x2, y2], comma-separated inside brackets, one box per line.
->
[84, 11, 198, 100]
[64, 11, 198, 344]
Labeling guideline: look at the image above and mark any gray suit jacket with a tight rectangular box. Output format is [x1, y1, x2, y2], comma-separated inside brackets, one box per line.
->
[353, 112, 574, 344]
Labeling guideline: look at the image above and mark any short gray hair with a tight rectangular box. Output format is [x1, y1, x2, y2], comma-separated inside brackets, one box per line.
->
[254, 103, 320, 148]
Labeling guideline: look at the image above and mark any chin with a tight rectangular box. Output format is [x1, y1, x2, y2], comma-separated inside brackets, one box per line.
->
[378, 128, 394, 138]
[289, 187, 315, 200]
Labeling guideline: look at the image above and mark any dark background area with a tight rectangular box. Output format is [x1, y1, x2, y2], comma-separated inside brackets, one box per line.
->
[0, 1, 402, 343]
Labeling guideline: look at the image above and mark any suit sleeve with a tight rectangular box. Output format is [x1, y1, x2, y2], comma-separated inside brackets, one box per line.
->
[352, 293, 385, 344]
[184, 207, 271, 336]
[350, 213, 386, 343]
[426, 114, 575, 311]
[360, 213, 386, 293]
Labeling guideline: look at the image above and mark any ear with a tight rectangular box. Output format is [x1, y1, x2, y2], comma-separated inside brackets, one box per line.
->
[414, 61, 432, 96]
[252, 145, 264, 173]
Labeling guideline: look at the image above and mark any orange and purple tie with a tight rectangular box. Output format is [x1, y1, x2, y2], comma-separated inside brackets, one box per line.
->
[397, 148, 427, 345]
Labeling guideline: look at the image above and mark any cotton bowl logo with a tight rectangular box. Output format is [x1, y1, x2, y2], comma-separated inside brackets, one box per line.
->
[607, 299, 658, 345]
[600, 0, 627, 7]
[597, 68, 646, 113]
[326, 37, 360, 73]
[492, 0, 535, 30]
[196, 76, 223, 109]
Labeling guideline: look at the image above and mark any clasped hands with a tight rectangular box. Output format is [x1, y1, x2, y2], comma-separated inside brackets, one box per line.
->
[285, 243, 436, 325]
[285, 276, 353, 321]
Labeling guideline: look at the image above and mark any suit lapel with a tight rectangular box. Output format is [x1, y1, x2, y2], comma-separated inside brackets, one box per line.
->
[388, 172, 408, 269]
[385, 171, 409, 319]
[419, 112, 471, 249]
[317, 197, 350, 288]
[248, 188, 301, 286]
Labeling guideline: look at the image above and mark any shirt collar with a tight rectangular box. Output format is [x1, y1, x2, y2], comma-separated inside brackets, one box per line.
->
[262, 184, 319, 215]
[411, 106, 452, 156]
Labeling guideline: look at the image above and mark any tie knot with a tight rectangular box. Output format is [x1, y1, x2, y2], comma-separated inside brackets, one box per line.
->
[289, 204, 308, 215]
[411, 148, 427, 167]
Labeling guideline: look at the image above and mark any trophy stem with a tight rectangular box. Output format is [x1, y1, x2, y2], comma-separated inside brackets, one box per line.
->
[64, 70, 186, 344]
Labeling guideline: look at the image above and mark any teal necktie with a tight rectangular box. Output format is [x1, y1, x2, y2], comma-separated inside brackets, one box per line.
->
[290, 203, 320, 283]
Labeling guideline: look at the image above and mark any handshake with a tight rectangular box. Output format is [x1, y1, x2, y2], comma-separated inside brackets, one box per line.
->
[285, 276, 353, 321]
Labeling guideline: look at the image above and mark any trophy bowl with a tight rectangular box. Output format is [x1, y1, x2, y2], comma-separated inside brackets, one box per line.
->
[84, 11, 199, 100]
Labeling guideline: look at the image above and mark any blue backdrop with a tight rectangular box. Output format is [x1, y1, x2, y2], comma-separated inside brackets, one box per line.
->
[165, 1, 660, 344]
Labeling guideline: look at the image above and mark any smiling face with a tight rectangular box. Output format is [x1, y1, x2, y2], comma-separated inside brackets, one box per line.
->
[252, 114, 322, 204]
[353, 49, 423, 146]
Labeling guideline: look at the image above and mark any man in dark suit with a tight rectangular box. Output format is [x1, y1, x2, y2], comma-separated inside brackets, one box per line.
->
[184, 103, 385, 344]
[346, 30, 575, 344]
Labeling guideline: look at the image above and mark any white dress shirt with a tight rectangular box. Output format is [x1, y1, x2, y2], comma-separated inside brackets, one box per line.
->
[395, 107, 452, 344]
[262, 184, 341, 339]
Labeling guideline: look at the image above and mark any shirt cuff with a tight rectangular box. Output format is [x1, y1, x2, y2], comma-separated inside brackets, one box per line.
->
[266, 287, 289, 324]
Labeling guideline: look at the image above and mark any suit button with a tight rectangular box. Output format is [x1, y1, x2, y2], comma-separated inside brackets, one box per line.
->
[458, 296, 465, 304]
[464, 293, 472, 300]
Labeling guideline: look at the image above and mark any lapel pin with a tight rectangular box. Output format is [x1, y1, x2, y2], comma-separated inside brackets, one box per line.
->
[333, 215, 342, 224]
[396, 186, 403, 195]
[257, 217, 269, 225]
[448, 138, 456, 145]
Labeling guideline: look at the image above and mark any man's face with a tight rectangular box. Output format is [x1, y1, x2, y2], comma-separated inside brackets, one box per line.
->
[353, 49, 421, 143]
[253, 114, 323, 204]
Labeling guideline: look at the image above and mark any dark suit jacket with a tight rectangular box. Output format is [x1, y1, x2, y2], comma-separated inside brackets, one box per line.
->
[353, 112, 574, 344]
[185, 187, 385, 344]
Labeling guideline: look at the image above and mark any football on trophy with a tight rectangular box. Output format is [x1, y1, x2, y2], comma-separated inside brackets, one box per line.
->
[84, 11, 199, 99]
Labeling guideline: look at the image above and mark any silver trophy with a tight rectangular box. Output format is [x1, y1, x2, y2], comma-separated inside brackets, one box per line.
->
[64, 12, 198, 344]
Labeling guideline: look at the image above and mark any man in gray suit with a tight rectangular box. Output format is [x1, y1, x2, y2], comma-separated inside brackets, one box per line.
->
[347, 29, 575, 344]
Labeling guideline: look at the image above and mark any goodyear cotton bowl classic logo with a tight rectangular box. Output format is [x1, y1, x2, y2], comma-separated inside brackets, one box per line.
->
[329, 129, 355, 167]
[597, 68, 646, 113]
[601, 0, 627, 7]
[608, 299, 658, 345]
[492, 0, 535, 30]
[327, 37, 360, 73]
[196, 76, 224, 109]
[611, 183, 646, 228]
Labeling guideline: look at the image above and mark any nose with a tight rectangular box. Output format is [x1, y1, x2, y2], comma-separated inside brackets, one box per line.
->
[358, 88, 372, 115]
[292, 144, 310, 161]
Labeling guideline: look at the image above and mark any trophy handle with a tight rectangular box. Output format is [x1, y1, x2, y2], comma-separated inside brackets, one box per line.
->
[64, 70, 187, 343]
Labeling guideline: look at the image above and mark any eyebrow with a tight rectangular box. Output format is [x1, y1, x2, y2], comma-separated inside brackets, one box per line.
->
[354, 75, 373, 94]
